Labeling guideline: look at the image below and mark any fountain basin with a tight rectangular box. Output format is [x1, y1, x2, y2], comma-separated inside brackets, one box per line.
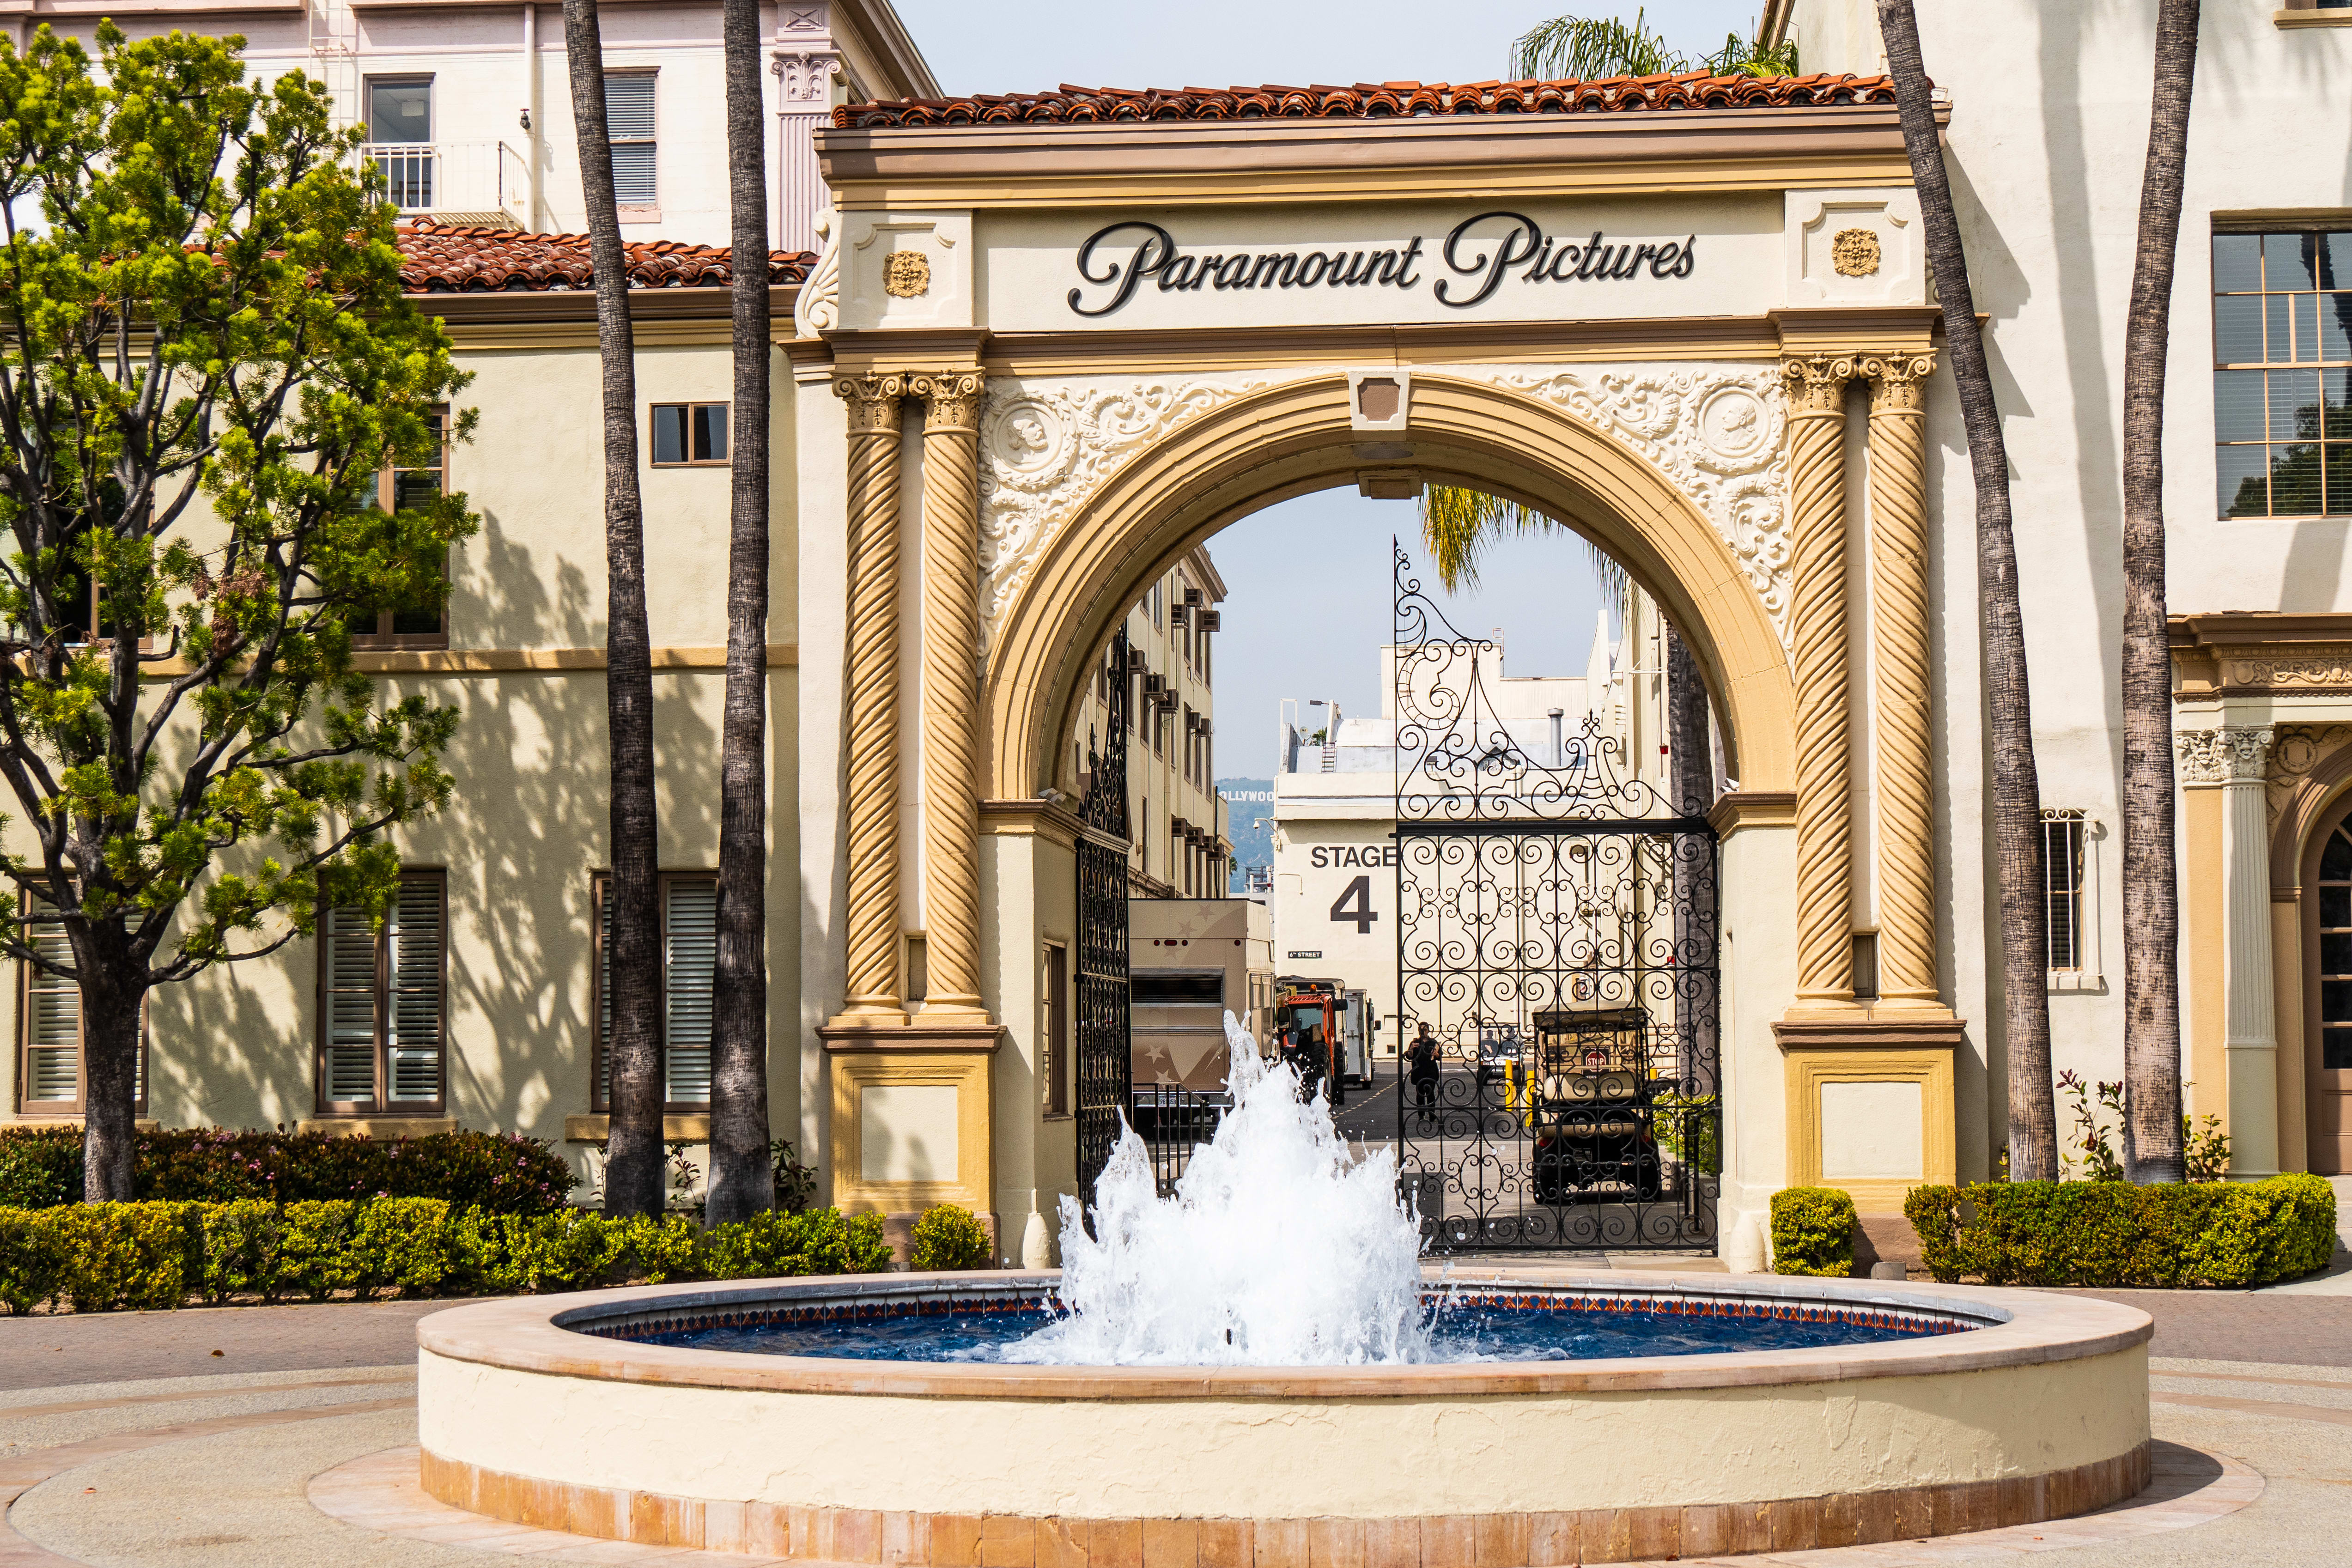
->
[414, 1270, 2151, 1563]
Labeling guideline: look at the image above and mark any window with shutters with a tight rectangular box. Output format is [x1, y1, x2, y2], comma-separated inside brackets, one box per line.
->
[604, 73, 658, 215]
[351, 407, 451, 650]
[590, 872, 717, 1112]
[316, 872, 446, 1113]
[16, 906, 148, 1116]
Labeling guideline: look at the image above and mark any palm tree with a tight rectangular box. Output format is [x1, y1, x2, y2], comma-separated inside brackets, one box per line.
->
[1510, 10, 1799, 81]
[705, 0, 776, 1225]
[564, 0, 664, 1216]
[1874, 0, 2060, 1179]
[2117, 0, 2202, 1185]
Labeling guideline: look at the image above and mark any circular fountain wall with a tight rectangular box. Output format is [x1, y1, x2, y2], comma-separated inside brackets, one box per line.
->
[415, 1270, 2151, 1562]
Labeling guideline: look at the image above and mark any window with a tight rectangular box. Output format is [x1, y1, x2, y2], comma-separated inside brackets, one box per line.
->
[1042, 942, 1068, 1116]
[2318, 821, 2352, 1070]
[650, 403, 729, 466]
[2043, 809, 2088, 972]
[17, 904, 146, 1115]
[1132, 970, 1223, 1005]
[351, 408, 450, 649]
[1849, 932, 1879, 1001]
[318, 872, 445, 1113]
[364, 77, 434, 210]
[2213, 229, 2352, 516]
[592, 872, 716, 1111]
[604, 73, 657, 212]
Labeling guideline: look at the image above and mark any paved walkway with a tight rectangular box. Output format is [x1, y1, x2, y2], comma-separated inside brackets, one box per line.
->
[0, 1271, 2347, 1567]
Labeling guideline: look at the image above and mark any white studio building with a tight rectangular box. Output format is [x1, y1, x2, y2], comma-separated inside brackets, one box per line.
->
[1271, 589, 1672, 1063]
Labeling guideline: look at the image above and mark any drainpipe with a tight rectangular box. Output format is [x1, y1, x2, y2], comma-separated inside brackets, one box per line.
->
[521, 4, 541, 230]
[1549, 708, 1563, 767]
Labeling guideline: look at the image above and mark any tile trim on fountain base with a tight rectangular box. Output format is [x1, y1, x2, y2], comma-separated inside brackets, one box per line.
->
[415, 1443, 2155, 1565]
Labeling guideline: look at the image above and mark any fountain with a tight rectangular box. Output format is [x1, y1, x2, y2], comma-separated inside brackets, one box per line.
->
[414, 1014, 2153, 1561]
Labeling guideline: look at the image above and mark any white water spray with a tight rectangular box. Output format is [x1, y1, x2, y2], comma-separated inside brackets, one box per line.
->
[1008, 1011, 1431, 1366]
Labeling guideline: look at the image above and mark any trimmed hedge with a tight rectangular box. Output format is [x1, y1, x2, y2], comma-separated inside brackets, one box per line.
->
[1771, 1186, 1857, 1277]
[0, 1125, 574, 1213]
[1904, 1173, 2337, 1288]
[909, 1204, 995, 1271]
[0, 1198, 892, 1314]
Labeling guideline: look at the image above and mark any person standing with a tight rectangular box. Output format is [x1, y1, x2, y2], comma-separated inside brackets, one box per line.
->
[1408, 1024, 1441, 1126]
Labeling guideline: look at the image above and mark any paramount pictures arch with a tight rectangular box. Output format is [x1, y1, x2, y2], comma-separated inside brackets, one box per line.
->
[791, 93, 1972, 1261]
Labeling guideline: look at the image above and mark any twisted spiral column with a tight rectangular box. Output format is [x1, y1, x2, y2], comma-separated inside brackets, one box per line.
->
[1862, 352, 1944, 1009]
[834, 374, 907, 1020]
[1782, 353, 1859, 1006]
[911, 371, 991, 1020]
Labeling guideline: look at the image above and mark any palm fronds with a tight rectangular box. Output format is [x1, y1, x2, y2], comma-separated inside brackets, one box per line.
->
[1511, 10, 1683, 80]
[1417, 486, 1625, 599]
[1510, 12, 1800, 83]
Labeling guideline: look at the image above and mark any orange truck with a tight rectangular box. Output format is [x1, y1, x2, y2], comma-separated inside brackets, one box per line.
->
[1273, 977, 1375, 1105]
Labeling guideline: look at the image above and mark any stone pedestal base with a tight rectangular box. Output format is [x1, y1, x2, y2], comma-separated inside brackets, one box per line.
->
[820, 1021, 1002, 1221]
[1774, 1015, 1965, 1214]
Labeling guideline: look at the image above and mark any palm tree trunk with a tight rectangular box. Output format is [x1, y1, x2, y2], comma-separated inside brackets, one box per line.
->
[2119, 0, 2201, 1185]
[705, 0, 774, 1225]
[564, 0, 664, 1217]
[1876, 0, 2060, 1179]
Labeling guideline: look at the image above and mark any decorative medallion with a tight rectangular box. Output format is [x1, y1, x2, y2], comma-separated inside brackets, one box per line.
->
[1830, 227, 1882, 278]
[1500, 366, 1793, 645]
[883, 249, 931, 298]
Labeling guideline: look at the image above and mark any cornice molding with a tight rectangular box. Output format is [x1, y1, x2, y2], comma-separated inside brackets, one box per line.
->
[817, 105, 1926, 210]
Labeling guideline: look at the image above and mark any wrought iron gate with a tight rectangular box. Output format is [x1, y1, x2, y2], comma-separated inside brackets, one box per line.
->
[1392, 548, 1720, 1252]
[1074, 630, 1133, 1204]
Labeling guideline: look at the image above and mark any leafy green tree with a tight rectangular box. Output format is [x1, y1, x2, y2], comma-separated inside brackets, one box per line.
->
[0, 25, 475, 1200]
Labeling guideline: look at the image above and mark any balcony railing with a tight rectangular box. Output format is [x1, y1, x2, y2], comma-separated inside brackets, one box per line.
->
[359, 141, 522, 219]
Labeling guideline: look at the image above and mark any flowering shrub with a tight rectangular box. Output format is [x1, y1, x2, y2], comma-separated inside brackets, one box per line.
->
[0, 1126, 574, 1213]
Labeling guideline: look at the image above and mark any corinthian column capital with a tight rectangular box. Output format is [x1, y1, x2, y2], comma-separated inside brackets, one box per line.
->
[1859, 351, 1937, 414]
[910, 371, 986, 432]
[1780, 352, 1858, 418]
[834, 372, 907, 432]
[2220, 725, 2276, 783]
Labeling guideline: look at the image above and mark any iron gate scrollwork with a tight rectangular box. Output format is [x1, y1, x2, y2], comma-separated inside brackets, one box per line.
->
[1393, 546, 1720, 1252]
[1074, 630, 1134, 1205]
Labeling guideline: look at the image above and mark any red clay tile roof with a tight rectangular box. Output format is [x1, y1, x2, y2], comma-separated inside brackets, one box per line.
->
[833, 72, 1901, 130]
[395, 221, 814, 293]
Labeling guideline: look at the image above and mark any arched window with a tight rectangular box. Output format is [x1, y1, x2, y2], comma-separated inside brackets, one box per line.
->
[2311, 812, 2352, 1173]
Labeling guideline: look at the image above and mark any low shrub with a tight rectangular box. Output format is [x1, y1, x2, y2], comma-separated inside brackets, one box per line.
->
[1770, 1187, 1857, 1277]
[43, 1202, 202, 1312]
[0, 1126, 79, 1208]
[0, 1125, 575, 1213]
[703, 1207, 893, 1279]
[909, 1205, 995, 1272]
[0, 1197, 893, 1313]
[1906, 1173, 2338, 1288]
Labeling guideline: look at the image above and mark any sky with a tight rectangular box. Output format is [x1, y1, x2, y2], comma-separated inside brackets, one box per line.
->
[891, 1, 1779, 97]
[889, 0, 1754, 777]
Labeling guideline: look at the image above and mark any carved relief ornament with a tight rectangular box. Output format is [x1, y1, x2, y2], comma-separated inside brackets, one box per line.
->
[978, 379, 1264, 645]
[1831, 228, 1883, 277]
[2265, 723, 2352, 830]
[793, 207, 841, 337]
[1501, 365, 1793, 642]
[2215, 644, 2352, 693]
[2176, 725, 2275, 785]
[1779, 352, 1858, 418]
[1860, 351, 1937, 413]
[977, 365, 1796, 654]
[833, 371, 906, 432]
[884, 249, 932, 299]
